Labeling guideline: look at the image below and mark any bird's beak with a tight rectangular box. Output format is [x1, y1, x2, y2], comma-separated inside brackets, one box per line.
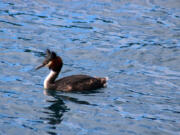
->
[35, 64, 45, 70]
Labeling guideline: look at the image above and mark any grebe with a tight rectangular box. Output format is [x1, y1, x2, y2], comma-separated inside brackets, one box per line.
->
[36, 49, 108, 92]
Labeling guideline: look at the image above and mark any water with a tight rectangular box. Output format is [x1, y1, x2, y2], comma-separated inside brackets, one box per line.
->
[0, 0, 180, 135]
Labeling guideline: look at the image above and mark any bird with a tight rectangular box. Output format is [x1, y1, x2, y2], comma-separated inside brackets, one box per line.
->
[36, 49, 108, 92]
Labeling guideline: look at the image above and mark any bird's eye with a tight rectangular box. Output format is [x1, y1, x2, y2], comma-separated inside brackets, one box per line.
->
[46, 61, 53, 67]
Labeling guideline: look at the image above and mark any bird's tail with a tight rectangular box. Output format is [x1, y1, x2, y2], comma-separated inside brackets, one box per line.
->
[98, 77, 109, 87]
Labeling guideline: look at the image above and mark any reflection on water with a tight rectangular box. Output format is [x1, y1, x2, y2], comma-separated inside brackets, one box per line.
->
[42, 90, 69, 135]
[42, 90, 97, 135]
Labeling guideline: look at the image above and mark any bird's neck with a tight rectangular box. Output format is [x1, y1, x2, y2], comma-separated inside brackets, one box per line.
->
[44, 70, 59, 89]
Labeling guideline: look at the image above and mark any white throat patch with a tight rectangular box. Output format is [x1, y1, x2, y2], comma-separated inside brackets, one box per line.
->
[44, 70, 56, 89]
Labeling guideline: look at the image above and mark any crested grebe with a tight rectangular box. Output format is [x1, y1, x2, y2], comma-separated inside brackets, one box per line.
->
[36, 49, 108, 91]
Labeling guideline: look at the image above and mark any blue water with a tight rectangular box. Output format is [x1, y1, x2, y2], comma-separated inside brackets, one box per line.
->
[0, 0, 180, 135]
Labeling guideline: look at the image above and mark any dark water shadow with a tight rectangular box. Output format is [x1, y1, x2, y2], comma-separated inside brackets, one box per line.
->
[42, 89, 98, 135]
[24, 49, 45, 57]
[71, 88, 103, 95]
[44, 90, 98, 106]
[40, 90, 69, 135]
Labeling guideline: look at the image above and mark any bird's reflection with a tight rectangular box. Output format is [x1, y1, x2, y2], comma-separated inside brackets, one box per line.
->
[40, 90, 69, 135]
[42, 90, 69, 125]
[41, 89, 98, 135]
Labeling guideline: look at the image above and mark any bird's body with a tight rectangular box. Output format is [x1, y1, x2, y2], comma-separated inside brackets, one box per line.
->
[44, 72, 107, 92]
[36, 49, 108, 92]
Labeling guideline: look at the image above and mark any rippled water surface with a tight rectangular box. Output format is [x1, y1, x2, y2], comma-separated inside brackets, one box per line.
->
[0, 0, 180, 135]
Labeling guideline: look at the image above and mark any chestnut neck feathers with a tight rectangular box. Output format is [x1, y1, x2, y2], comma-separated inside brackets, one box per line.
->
[48, 56, 63, 73]
[41, 49, 63, 73]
